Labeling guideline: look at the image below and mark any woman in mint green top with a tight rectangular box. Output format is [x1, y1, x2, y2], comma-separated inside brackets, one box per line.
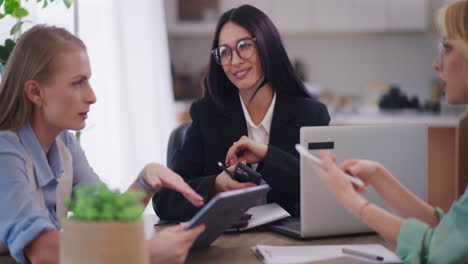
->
[397, 191, 468, 263]
[306, 1, 468, 263]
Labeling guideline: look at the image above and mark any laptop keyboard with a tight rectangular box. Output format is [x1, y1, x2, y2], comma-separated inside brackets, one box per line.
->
[277, 217, 301, 231]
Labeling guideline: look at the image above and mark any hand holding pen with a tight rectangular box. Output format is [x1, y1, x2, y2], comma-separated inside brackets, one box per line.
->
[213, 162, 256, 195]
[217, 162, 236, 180]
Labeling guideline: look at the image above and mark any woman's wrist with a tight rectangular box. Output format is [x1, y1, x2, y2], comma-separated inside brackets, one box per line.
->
[340, 192, 368, 218]
[259, 144, 268, 161]
[137, 174, 159, 194]
[137, 165, 161, 194]
[365, 164, 384, 186]
[358, 200, 371, 220]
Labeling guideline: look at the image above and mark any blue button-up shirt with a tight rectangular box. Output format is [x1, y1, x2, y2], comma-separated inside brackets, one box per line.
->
[0, 123, 99, 263]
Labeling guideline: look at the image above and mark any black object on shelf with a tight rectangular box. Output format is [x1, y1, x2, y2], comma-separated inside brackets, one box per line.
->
[378, 86, 421, 110]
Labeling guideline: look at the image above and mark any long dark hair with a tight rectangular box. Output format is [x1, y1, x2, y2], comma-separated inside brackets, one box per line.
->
[203, 5, 309, 106]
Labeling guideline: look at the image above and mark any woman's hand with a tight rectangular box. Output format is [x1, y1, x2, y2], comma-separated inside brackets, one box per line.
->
[24, 230, 59, 264]
[225, 136, 268, 166]
[340, 159, 385, 190]
[213, 164, 257, 195]
[148, 224, 205, 264]
[140, 163, 204, 207]
[310, 151, 368, 216]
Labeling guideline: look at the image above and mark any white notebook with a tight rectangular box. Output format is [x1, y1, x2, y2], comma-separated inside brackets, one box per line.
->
[227, 203, 290, 232]
[251, 244, 402, 264]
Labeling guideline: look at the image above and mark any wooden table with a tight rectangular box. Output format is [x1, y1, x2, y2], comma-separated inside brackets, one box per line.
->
[146, 214, 392, 264]
[186, 230, 390, 264]
[0, 217, 391, 264]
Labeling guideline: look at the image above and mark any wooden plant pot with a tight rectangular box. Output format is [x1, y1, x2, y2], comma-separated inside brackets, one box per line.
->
[60, 219, 148, 264]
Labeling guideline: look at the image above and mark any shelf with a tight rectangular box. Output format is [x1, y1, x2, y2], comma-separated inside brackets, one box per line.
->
[165, 0, 429, 36]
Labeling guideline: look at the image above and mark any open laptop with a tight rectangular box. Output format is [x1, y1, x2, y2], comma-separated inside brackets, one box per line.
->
[269, 124, 428, 239]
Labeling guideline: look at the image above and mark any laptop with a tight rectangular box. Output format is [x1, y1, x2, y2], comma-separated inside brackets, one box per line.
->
[269, 124, 428, 239]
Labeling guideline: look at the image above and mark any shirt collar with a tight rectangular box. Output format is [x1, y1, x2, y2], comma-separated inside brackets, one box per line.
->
[18, 123, 63, 187]
[239, 93, 276, 135]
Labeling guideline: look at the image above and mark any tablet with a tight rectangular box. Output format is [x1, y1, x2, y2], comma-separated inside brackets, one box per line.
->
[183, 184, 271, 248]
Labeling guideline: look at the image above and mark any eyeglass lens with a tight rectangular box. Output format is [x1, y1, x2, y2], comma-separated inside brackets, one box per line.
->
[213, 38, 255, 65]
[437, 39, 446, 70]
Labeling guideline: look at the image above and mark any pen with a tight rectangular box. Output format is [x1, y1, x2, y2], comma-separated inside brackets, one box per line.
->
[342, 248, 384, 261]
[217, 162, 235, 180]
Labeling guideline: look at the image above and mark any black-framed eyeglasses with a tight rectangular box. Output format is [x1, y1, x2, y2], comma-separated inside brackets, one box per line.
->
[211, 37, 257, 66]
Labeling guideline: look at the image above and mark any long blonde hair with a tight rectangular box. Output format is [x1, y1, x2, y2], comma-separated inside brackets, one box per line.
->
[0, 25, 86, 130]
[438, 0, 468, 58]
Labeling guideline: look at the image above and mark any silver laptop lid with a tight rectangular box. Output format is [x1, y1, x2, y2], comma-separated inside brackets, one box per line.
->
[300, 125, 427, 238]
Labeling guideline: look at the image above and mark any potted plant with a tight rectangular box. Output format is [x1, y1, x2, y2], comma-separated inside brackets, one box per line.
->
[60, 183, 149, 264]
[0, 0, 72, 76]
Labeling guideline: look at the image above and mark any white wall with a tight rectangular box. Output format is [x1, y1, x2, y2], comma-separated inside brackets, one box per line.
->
[284, 34, 439, 100]
[0, 16, 16, 43]
[78, 0, 176, 192]
[168, 33, 439, 102]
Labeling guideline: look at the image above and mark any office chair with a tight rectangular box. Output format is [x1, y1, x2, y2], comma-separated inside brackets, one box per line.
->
[166, 121, 192, 170]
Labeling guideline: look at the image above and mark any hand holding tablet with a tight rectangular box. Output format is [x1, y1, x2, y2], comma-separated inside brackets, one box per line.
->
[182, 185, 271, 248]
[295, 144, 364, 187]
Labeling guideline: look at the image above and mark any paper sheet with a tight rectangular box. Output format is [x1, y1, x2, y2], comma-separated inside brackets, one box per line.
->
[251, 244, 402, 264]
[227, 203, 290, 232]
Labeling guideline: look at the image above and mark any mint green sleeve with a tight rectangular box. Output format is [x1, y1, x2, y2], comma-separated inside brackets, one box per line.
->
[396, 188, 468, 264]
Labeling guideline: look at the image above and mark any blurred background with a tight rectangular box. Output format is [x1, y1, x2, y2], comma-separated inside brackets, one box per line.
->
[1, 0, 466, 211]
[166, 0, 465, 122]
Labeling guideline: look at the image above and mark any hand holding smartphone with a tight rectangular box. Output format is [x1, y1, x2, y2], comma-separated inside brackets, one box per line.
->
[295, 144, 364, 187]
[217, 162, 263, 185]
[233, 163, 262, 184]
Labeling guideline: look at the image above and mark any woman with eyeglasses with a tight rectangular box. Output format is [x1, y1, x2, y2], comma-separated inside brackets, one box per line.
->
[308, 1, 468, 263]
[154, 5, 330, 220]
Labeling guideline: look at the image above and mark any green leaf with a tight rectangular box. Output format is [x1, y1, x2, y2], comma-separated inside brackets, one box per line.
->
[66, 183, 144, 222]
[42, 0, 47, 8]
[0, 0, 4, 7]
[0, 46, 7, 64]
[10, 21, 25, 35]
[5, 38, 15, 49]
[11, 7, 28, 18]
[0, 38, 16, 64]
[0, 13, 5, 19]
[62, 0, 72, 9]
[4, 0, 20, 15]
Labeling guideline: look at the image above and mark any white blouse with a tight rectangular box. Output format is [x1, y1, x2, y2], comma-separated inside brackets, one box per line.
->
[239, 93, 277, 170]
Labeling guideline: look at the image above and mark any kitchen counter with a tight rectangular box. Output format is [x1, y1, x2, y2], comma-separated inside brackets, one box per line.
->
[329, 106, 468, 211]
[331, 107, 468, 127]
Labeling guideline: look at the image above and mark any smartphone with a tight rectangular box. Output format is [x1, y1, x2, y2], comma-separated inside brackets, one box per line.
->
[295, 144, 364, 187]
[234, 163, 263, 184]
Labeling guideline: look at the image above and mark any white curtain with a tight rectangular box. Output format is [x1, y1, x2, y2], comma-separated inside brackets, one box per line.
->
[77, 0, 176, 192]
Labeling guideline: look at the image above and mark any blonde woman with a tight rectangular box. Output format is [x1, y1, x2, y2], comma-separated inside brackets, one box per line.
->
[310, 1, 468, 263]
[0, 25, 204, 264]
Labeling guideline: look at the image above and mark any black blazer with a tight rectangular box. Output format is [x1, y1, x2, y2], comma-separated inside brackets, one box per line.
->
[153, 93, 330, 220]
